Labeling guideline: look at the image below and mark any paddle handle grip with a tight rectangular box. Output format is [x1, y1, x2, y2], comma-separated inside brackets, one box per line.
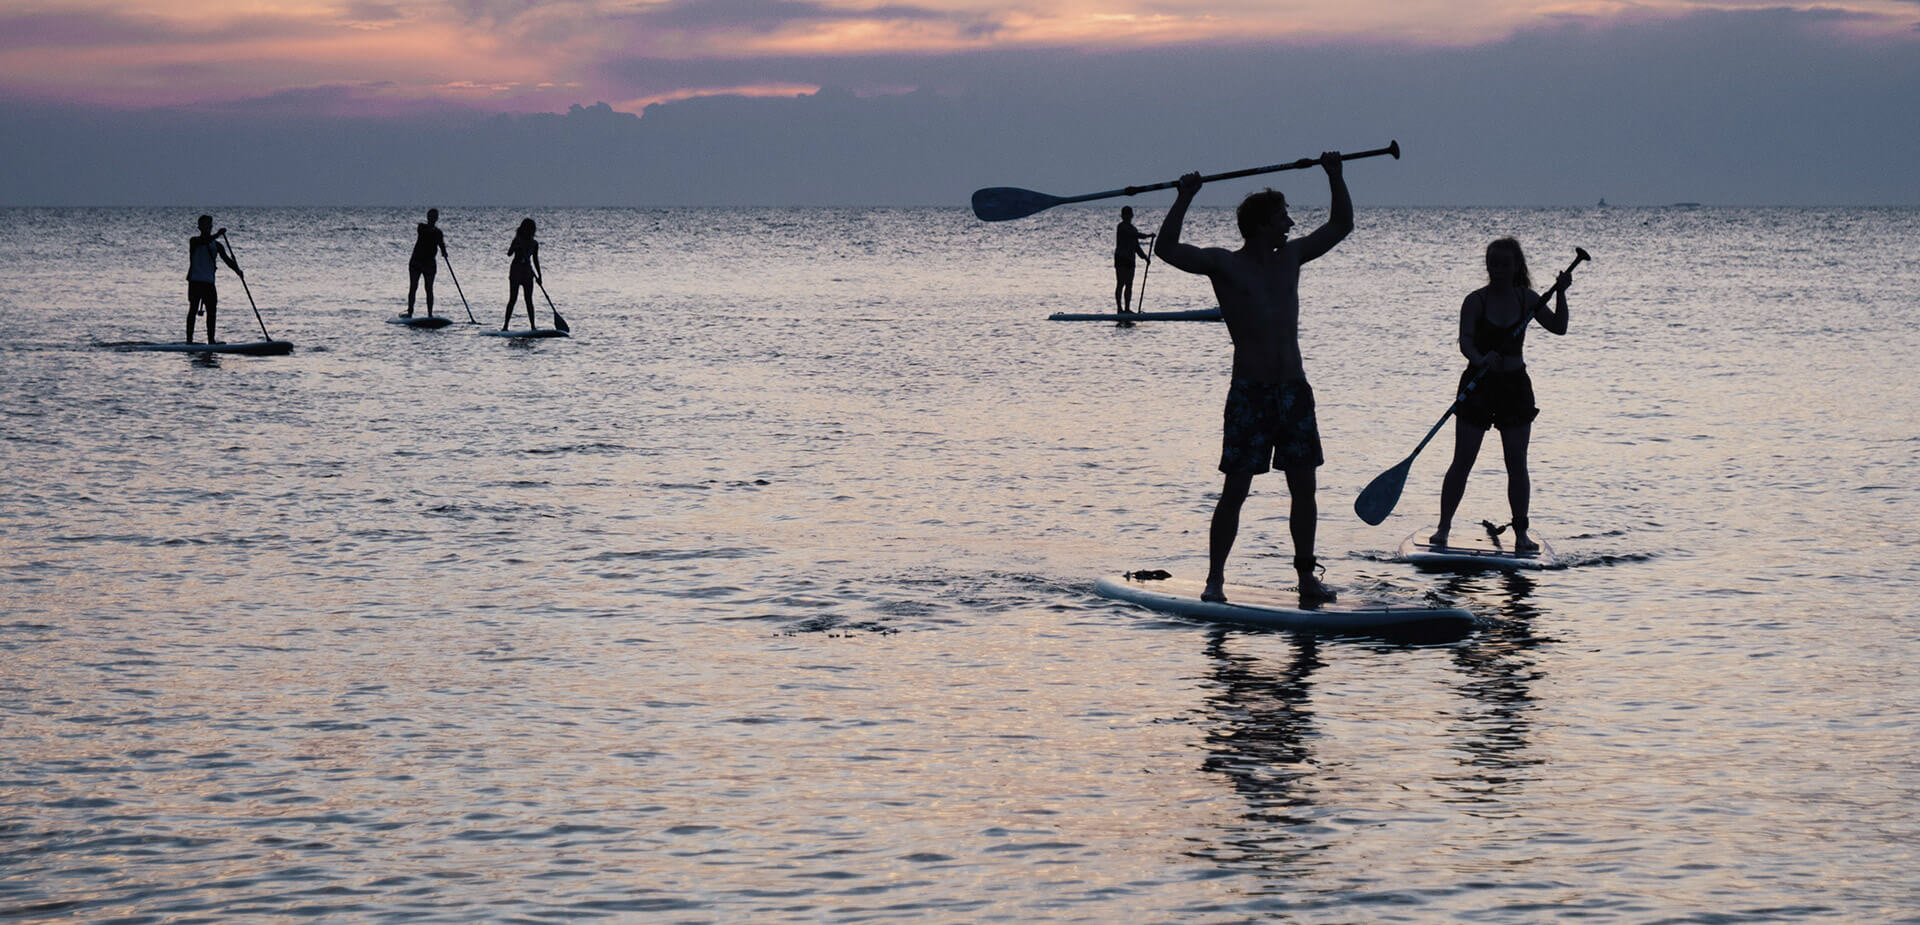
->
[1116, 141, 1401, 198]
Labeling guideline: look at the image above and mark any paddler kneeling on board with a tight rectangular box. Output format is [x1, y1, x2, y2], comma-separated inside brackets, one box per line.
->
[1154, 153, 1351, 605]
[186, 214, 242, 345]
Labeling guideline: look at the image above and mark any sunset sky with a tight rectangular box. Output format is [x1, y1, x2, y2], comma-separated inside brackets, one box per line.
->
[3, 0, 1917, 204]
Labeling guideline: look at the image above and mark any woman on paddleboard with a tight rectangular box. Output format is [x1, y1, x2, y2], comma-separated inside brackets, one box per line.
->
[1431, 238, 1571, 554]
[501, 218, 541, 330]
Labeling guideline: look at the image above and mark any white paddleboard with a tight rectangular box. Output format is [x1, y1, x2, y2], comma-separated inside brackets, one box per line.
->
[1048, 309, 1222, 322]
[1095, 573, 1474, 633]
[481, 328, 568, 338]
[1398, 527, 1559, 570]
[122, 340, 293, 356]
[387, 315, 454, 329]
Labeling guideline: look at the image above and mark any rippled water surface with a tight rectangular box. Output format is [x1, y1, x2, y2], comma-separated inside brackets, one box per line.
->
[3, 206, 1918, 921]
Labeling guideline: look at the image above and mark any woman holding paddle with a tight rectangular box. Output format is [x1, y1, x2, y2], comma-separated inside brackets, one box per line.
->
[501, 218, 542, 330]
[1430, 238, 1571, 554]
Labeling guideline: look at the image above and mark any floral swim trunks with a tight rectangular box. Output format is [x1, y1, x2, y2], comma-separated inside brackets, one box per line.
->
[1218, 377, 1323, 475]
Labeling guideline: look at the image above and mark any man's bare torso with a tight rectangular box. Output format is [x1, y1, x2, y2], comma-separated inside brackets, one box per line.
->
[1209, 241, 1305, 383]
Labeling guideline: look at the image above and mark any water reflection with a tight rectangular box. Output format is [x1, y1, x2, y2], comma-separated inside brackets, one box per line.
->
[1437, 571, 1549, 804]
[1188, 628, 1323, 875]
[1191, 572, 1549, 873]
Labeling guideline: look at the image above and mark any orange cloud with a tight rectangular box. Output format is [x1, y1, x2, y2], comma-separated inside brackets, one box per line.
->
[2, 0, 1915, 109]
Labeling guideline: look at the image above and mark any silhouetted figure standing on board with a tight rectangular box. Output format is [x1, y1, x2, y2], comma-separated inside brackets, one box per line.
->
[1155, 154, 1352, 605]
[186, 215, 242, 344]
[406, 208, 448, 318]
[502, 218, 541, 330]
[1431, 238, 1571, 554]
[1114, 206, 1153, 313]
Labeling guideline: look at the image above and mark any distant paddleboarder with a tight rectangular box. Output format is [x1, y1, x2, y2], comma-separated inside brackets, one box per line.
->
[1114, 206, 1153, 313]
[185, 215, 242, 344]
[502, 218, 542, 330]
[1155, 153, 1352, 605]
[406, 208, 448, 318]
[1430, 238, 1571, 554]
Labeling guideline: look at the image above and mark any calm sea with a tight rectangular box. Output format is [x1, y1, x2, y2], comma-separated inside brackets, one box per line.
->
[3, 205, 1917, 922]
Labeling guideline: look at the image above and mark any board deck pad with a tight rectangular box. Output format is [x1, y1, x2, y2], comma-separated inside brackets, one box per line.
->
[122, 340, 293, 356]
[1048, 309, 1222, 322]
[481, 328, 568, 338]
[1095, 573, 1474, 633]
[388, 315, 454, 329]
[1398, 527, 1559, 570]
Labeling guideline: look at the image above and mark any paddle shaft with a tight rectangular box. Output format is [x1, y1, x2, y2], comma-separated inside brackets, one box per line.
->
[217, 231, 273, 341]
[535, 278, 568, 333]
[1136, 246, 1153, 313]
[1063, 142, 1399, 208]
[442, 253, 477, 323]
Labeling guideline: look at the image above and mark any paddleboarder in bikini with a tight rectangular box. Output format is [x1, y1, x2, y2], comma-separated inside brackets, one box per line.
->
[1155, 153, 1351, 605]
[1114, 206, 1153, 313]
[186, 215, 242, 344]
[406, 208, 448, 318]
[1430, 238, 1571, 554]
[502, 218, 541, 330]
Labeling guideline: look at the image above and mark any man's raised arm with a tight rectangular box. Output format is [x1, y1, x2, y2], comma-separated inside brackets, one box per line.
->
[1297, 152, 1352, 263]
[1154, 172, 1212, 274]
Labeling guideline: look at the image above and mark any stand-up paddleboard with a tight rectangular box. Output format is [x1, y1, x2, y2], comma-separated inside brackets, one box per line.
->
[1048, 309, 1222, 322]
[121, 340, 293, 356]
[1095, 573, 1474, 633]
[481, 328, 568, 338]
[387, 314, 453, 329]
[1398, 526, 1560, 570]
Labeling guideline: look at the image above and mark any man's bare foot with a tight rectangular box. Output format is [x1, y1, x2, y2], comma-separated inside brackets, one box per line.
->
[1513, 534, 1540, 555]
[402, 311, 413, 317]
[1297, 574, 1338, 606]
[1201, 578, 1227, 603]
[1428, 527, 1450, 546]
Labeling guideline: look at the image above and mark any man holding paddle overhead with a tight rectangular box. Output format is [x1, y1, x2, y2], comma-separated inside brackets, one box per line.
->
[186, 215, 242, 345]
[1154, 153, 1351, 605]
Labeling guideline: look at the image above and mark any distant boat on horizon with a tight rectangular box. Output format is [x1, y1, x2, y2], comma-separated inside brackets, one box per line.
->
[1598, 198, 1608, 207]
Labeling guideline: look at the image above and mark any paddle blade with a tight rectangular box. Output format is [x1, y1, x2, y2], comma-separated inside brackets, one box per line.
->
[552, 309, 569, 333]
[972, 187, 1066, 222]
[1354, 458, 1412, 526]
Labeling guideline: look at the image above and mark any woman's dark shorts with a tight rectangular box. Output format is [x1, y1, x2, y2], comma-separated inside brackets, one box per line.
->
[187, 280, 217, 308]
[1219, 378, 1323, 475]
[410, 257, 437, 279]
[1458, 368, 1539, 430]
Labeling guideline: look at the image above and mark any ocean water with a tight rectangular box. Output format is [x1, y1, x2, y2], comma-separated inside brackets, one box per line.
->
[2, 205, 1917, 922]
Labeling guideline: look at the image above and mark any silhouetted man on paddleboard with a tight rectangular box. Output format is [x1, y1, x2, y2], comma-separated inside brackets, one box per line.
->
[186, 214, 242, 344]
[1114, 206, 1153, 313]
[406, 208, 448, 318]
[1155, 153, 1351, 605]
